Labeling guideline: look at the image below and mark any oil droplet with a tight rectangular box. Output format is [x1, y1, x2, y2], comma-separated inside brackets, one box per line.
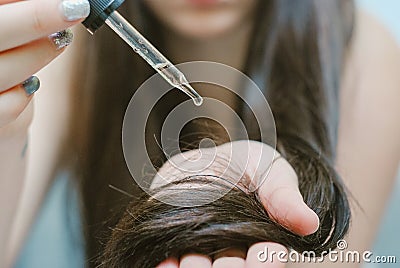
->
[178, 83, 203, 106]
[193, 97, 203, 106]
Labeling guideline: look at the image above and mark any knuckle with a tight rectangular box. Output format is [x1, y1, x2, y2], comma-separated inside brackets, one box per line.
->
[32, 5, 47, 34]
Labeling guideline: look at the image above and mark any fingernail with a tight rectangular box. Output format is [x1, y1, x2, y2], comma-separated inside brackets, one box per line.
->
[22, 76, 40, 96]
[60, 0, 90, 21]
[49, 29, 74, 50]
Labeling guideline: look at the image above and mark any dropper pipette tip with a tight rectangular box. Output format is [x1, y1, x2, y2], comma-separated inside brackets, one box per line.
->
[179, 83, 203, 106]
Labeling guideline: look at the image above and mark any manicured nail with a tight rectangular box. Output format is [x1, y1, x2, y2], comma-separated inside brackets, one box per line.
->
[22, 76, 40, 96]
[60, 0, 90, 21]
[49, 29, 74, 50]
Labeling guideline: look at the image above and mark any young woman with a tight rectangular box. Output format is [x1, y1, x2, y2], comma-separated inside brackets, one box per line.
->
[1, 0, 399, 267]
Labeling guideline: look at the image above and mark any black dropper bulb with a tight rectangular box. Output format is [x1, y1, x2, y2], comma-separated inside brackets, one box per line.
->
[82, 0, 125, 33]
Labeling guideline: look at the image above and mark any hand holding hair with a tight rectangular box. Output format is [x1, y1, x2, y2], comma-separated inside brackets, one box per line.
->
[101, 138, 350, 267]
[151, 140, 320, 236]
[154, 141, 320, 268]
[94, 1, 352, 266]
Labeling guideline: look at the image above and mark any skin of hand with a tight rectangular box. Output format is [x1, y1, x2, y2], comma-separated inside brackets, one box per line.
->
[0, 0, 89, 130]
[0, 0, 89, 264]
[152, 140, 319, 268]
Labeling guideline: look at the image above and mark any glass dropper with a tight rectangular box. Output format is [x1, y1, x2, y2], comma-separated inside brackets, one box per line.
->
[82, 0, 203, 106]
[105, 12, 203, 106]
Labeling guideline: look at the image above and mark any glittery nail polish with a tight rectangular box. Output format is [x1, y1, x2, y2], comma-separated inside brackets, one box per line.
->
[49, 29, 74, 50]
[22, 76, 40, 96]
[60, 0, 90, 21]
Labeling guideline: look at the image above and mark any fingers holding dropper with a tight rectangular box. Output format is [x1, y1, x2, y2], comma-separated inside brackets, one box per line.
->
[0, 0, 89, 52]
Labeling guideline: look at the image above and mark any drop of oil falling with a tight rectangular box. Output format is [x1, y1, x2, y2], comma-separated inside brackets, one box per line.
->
[193, 96, 203, 106]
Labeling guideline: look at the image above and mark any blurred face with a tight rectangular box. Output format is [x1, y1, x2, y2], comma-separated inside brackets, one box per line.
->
[144, 0, 259, 39]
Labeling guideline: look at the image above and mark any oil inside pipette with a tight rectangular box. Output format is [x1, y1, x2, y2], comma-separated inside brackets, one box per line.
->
[104, 12, 203, 106]
[155, 63, 203, 106]
[105, 12, 203, 106]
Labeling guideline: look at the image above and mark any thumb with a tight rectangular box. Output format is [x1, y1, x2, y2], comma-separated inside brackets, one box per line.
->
[258, 157, 319, 236]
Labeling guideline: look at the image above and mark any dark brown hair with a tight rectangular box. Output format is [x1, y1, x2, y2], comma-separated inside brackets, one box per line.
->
[100, 136, 349, 267]
[65, 0, 355, 266]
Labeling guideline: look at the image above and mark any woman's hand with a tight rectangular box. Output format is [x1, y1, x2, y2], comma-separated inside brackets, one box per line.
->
[0, 0, 90, 130]
[0, 0, 89, 263]
[154, 140, 320, 268]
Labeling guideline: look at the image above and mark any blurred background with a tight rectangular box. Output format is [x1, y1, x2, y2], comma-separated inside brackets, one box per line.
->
[14, 1, 400, 267]
[357, 1, 400, 267]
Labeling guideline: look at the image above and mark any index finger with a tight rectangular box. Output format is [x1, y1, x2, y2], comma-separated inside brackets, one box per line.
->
[0, 0, 90, 51]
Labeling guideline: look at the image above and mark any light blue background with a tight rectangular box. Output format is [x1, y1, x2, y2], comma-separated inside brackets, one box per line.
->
[358, 0, 400, 43]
